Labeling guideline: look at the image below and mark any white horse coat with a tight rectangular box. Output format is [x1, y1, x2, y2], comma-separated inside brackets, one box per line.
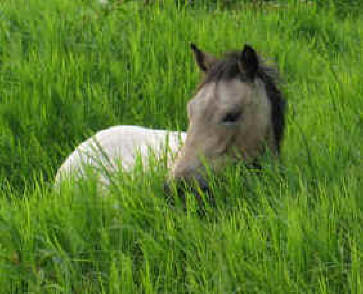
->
[55, 125, 186, 184]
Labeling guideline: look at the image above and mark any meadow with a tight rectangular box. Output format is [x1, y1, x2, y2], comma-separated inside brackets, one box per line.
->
[0, 0, 361, 293]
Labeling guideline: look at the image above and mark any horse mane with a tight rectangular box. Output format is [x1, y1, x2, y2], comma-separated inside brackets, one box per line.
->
[199, 50, 286, 153]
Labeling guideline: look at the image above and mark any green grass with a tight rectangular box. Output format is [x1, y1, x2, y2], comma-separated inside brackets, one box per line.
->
[0, 0, 361, 293]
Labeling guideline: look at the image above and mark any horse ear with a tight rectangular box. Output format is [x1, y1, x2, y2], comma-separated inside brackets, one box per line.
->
[190, 43, 218, 72]
[239, 44, 259, 79]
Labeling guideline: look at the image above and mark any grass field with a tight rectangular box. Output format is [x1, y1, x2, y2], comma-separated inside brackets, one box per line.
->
[0, 0, 361, 293]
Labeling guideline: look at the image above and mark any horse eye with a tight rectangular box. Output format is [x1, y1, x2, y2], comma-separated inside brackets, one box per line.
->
[221, 111, 241, 123]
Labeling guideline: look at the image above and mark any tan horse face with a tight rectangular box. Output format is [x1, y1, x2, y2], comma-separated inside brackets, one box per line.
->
[171, 44, 276, 182]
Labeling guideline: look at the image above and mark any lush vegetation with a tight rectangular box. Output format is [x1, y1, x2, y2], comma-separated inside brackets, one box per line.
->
[0, 0, 361, 293]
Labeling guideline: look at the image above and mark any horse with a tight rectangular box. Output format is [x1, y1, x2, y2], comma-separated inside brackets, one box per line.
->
[55, 44, 286, 191]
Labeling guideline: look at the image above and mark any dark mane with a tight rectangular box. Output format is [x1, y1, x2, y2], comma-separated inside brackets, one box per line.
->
[200, 51, 286, 153]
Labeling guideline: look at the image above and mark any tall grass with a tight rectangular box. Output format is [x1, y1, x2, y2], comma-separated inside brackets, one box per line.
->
[0, 0, 361, 293]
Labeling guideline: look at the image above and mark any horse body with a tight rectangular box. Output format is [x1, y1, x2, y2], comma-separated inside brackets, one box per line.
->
[56, 44, 286, 187]
[55, 125, 186, 183]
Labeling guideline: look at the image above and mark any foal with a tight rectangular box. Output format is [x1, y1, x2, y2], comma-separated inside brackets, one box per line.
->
[56, 44, 286, 189]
